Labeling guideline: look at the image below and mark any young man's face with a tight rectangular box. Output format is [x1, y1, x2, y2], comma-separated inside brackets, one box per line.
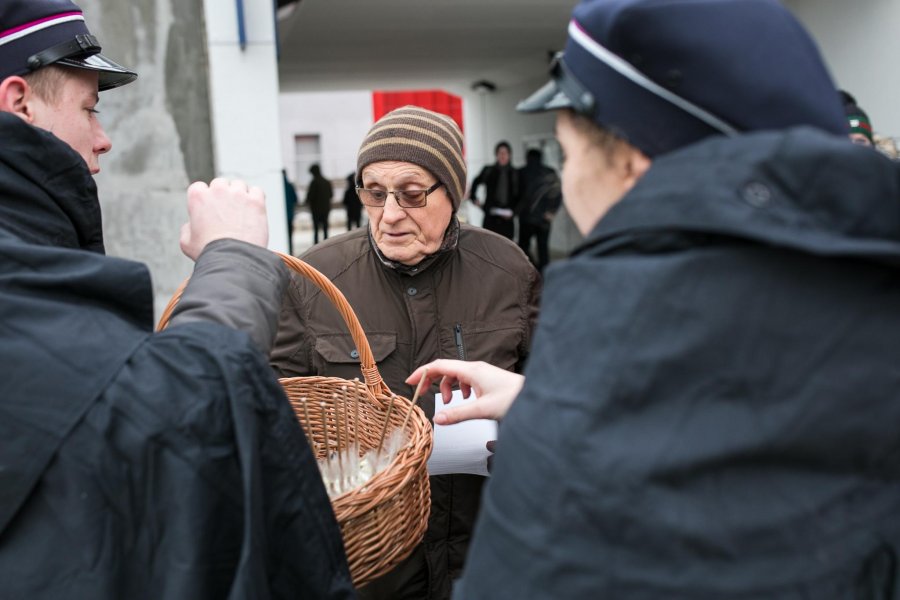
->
[30, 69, 111, 174]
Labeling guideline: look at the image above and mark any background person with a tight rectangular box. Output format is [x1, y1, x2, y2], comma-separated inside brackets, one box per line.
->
[839, 89, 875, 146]
[272, 105, 540, 600]
[307, 162, 333, 244]
[283, 168, 299, 254]
[516, 148, 562, 272]
[410, 0, 900, 598]
[0, 1, 354, 597]
[468, 140, 519, 239]
[343, 171, 363, 229]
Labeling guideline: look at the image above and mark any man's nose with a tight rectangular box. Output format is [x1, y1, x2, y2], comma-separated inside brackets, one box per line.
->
[381, 193, 407, 221]
[95, 124, 112, 155]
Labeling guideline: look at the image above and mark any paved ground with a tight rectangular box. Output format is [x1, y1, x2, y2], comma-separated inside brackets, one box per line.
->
[288, 208, 365, 257]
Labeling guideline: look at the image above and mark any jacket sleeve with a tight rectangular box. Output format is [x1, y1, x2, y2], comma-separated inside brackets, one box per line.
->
[270, 273, 315, 377]
[168, 238, 289, 354]
[469, 166, 489, 202]
[516, 261, 542, 373]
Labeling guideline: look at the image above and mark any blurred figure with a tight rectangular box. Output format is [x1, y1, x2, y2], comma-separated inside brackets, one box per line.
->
[469, 141, 519, 239]
[272, 106, 539, 600]
[283, 168, 298, 255]
[0, 1, 353, 597]
[306, 163, 333, 244]
[516, 148, 561, 272]
[343, 172, 363, 229]
[839, 89, 874, 146]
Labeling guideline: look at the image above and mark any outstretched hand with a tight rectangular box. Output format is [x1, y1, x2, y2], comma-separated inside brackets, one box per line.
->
[406, 359, 523, 425]
[180, 177, 269, 260]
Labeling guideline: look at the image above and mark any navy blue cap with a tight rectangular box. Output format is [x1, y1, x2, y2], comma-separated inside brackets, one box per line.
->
[0, 0, 136, 91]
[518, 0, 848, 157]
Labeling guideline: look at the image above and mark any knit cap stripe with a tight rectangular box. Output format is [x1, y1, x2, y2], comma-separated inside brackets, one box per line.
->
[365, 121, 464, 170]
[371, 112, 464, 152]
[359, 137, 462, 200]
[377, 109, 464, 148]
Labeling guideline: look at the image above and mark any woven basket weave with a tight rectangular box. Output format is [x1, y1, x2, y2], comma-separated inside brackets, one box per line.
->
[157, 251, 432, 586]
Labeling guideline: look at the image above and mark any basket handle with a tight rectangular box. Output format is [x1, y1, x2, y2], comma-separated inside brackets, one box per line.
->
[156, 251, 391, 398]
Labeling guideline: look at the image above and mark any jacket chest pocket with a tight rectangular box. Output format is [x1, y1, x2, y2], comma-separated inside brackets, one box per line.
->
[314, 332, 397, 381]
[451, 324, 523, 372]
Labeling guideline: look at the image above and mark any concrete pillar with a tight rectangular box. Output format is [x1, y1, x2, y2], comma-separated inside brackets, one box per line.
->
[203, 0, 288, 254]
[79, 0, 287, 321]
[81, 0, 215, 320]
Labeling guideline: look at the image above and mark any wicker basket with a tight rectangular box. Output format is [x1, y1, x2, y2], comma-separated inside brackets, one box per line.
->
[157, 252, 432, 587]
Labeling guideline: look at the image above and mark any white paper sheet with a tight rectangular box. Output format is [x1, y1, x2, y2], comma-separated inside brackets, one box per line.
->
[427, 389, 498, 477]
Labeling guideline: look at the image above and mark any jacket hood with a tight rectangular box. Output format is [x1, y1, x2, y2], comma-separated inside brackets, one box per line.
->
[583, 126, 900, 266]
[0, 111, 105, 253]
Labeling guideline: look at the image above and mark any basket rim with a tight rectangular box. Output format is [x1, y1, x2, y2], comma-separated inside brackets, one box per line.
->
[157, 251, 391, 397]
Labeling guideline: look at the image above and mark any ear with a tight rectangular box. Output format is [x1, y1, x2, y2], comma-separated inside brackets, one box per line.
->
[0, 76, 36, 123]
[620, 146, 652, 192]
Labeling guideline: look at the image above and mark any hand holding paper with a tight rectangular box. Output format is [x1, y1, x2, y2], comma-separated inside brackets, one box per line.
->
[407, 359, 523, 424]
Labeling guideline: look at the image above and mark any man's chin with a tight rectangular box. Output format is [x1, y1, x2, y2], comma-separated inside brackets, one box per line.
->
[377, 244, 423, 266]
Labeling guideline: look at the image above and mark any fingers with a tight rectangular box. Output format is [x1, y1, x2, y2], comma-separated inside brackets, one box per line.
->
[406, 359, 473, 389]
[434, 401, 491, 426]
[182, 177, 269, 259]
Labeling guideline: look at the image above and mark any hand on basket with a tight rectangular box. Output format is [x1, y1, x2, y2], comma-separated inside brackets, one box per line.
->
[406, 359, 523, 425]
[180, 177, 269, 260]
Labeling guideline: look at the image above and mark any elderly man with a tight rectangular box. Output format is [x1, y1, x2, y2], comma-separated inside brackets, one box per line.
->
[0, 1, 353, 597]
[410, 0, 900, 598]
[272, 105, 540, 600]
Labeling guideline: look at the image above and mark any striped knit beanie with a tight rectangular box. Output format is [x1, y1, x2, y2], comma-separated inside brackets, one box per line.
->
[357, 105, 467, 211]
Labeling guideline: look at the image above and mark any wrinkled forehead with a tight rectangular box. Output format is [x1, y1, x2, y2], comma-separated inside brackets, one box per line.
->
[361, 161, 436, 183]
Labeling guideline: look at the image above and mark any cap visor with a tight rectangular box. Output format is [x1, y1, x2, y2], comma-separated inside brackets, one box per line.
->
[516, 79, 574, 113]
[57, 53, 137, 91]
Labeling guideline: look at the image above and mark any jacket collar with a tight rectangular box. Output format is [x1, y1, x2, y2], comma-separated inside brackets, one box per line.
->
[578, 127, 900, 266]
[368, 215, 460, 276]
[0, 111, 105, 253]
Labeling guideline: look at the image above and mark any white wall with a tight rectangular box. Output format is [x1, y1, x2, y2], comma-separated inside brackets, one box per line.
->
[204, 0, 288, 252]
[278, 90, 373, 189]
[785, 0, 900, 138]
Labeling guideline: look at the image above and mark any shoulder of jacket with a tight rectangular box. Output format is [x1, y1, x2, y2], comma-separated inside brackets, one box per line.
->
[458, 224, 536, 275]
[298, 229, 371, 278]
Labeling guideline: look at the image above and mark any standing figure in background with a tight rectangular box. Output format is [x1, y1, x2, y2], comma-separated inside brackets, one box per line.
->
[282, 168, 298, 255]
[343, 172, 363, 230]
[839, 89, 874, 147]
[469, 141, 519, 239]
[516, 148, 561, 272]
[306, 163, 333, 244]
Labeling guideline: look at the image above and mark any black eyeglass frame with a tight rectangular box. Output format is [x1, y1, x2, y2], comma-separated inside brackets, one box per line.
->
[356, 181, 444, 209]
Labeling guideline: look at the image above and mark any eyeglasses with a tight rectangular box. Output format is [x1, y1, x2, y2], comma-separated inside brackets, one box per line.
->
[356, 181, 443, 209]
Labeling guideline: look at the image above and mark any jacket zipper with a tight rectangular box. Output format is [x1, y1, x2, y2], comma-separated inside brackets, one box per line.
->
[454, 324, 467, 360]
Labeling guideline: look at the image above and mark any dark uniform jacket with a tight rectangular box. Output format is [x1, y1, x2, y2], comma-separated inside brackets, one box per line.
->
[455, 128, 900, 599]
[0, 112, 355, 599]
[272, 224, 540, 599]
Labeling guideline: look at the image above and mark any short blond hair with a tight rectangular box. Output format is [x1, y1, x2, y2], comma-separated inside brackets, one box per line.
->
[22, 65, 67, 104]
